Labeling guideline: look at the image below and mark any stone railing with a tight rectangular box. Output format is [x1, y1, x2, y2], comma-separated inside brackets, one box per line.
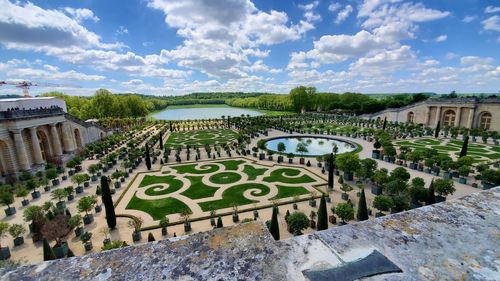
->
[0, 107, 64, 120]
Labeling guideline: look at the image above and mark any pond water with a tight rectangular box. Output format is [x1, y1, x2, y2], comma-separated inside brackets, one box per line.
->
[151, 106, 264, 120]
[265, 136, 357, 157]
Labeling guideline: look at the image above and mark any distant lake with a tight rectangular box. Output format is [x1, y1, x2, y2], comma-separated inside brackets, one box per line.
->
[151, 105, 264, 120]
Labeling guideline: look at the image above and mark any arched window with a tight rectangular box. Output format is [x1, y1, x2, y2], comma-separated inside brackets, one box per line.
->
[479, 112, 492, 130]
[407, 112, 415, 123]
[443, 110, 456, 127]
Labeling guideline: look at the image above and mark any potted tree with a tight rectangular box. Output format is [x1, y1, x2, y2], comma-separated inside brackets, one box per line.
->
[68, 214, 83, 237]
[16, 184, 30, 207]
[1, 190, 16, 216]
[71, 174, 86, 194]
[80, 231, 93, 251]
[287, 153, 295, 164]
[286, 211, 309, 236]
[65, 186, 75, 201]
[128, 217, 143, 242]
[335, 203, 354, 225]
[277, 142, 286, 163]
[373, 195, 393, 217]
[41, 214, 70, 258]
[88, 164, 100, 182]
[50, 189, 68, 211]
[100, 227, 111, 245]
[296, 142, 308, 165]
[0, 222, 10, 260]
[159, 217, 169, 236]
[309, 211, 316, 229]
[26, 177, 41, 199]
[46, 168, 60, 187]
[335, 153, 360, 181]
[111, 171, 124, 189]
[372, 138, 381, 159]
[23, 205, 45, 242]
[9, 224, 26, 246]
[77, 196, 97, 224]
[231, 204, 239, 223]
[340, 183, 353, 200]
[433, 179, 456, 202]
[180, 210, 193, 232]
[458, 165, 471, 184]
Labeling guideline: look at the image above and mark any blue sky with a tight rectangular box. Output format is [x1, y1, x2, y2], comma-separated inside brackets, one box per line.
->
[0, 0, 499, 96]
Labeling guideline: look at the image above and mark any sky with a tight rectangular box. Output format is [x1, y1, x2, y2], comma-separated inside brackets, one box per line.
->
[0, 0, 499, 96]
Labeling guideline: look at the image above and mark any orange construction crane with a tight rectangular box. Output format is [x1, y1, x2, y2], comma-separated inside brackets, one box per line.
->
[0, 80, 81, 97]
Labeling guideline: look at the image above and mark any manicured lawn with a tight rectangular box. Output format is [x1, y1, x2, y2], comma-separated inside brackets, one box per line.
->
[139, 175, 184, 196]
[172, 163, 219, 174]
[199, 183, 271, 211]
[180, 176, 219, 199]
[209, 172, 242, 184]
[263, 168, 315, 184]
[126, 195, 191, 221]
[242, 165, 267, 180]
[271, 185, 310, 200]
[216, 159, 245, 170]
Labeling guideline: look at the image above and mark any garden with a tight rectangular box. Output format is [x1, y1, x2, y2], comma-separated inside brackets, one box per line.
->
[164, 128, 240, 149]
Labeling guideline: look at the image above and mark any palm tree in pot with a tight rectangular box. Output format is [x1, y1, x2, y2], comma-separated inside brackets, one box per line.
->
[128, 217, 143, 242]
[68, 214, 83, 237]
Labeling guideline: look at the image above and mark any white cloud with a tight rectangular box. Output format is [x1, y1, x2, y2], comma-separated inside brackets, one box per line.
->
[335, 5, 353, 24]
[460, 56, 494, 66]
[462, 15, 476, 23]
[446, 52, 458, 60]
[349, 45, 416, 76]
[63, 7, 99, 23]
[485, 6, 500, 14]
[435, 35, 447, 42]
[0, 0, 118, 50]
[482, 15, 500, 32]
[4, 62, 106, 81]
[299, 1, 321, 22]
[116, 26, 129, 35]
[328, 3, 342, 12]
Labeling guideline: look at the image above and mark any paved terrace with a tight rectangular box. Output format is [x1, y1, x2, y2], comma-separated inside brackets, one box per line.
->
[1, 187, 498, 281]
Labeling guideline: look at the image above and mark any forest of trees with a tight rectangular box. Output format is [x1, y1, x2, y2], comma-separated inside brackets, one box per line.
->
[41, 87, 433, 120]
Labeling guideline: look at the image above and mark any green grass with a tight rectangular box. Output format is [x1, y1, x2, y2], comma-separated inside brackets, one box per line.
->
[180, 176, 219, 199]
[415, 139, 441, 145]
[139, 175, 184, 196]
[270, 185, 310, 200]
[171, 163, 219, 174]
[242, 165, 267, 180]
[126, 195, 191, 221]
[198, 183, 271, 211]
[209, 172, 242, 184]
[263, 168, 315, 184]
[165, 128, 239, 149]
[430, 145, 460, 151]
[216, 160, 245, 170]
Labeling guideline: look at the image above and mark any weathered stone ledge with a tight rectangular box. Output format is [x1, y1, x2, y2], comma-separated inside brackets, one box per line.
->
[1, 187, 498, 281]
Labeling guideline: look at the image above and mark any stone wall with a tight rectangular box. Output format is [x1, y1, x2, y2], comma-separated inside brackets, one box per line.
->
[2, 187, 498, 281]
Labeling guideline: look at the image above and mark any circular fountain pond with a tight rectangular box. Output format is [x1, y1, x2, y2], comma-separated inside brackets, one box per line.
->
[264, 136, 358, 157]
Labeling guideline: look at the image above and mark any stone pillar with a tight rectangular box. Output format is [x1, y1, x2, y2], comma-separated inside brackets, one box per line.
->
[424, 107, 430, 125]
[467, 107, 476, 129]
[62, 122, 76, 152]
[12, 129, 31, 171]
[435, 106, 442, 125]
[455, 107, 462, 127]
[29, 127, 45, 165]
[50, 124, 63, 156]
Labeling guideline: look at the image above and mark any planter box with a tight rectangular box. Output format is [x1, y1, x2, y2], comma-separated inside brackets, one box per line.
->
[91, 175, 98, 182]
[56, 201, 66, 210]
[309, 199, 316, 207]
[344, 173, 353, 181]
[103, 238, 111, 245]
[435, 195, 446, 203]
[459, 177, 467, 184]
[74, 227, 83, 237]
[371, 185, 382, 195]
[110, 189, 116, 195]
[253, 210, 259, 219]
[84, 182, 90, 188]
[75, 186, 84, 194]
[95, 205, 102, 213]
[83, 214, 94, 225]
[210, 218, 216, 226]
[162, 227, 168, 236]
[409, 163, 418, 170]
[433, 169, 440, 176]
[31, 191, 41, 199]
[309, 220, 316, 229]
[114, 182, 121, 189]
[0, 247, 11, 260]
[293, 203, 298, 210]
[67, 194, 74, 201]
[325, 197, 331, 203]
[44, 185, 51, 192]
[288, 159, 293, 164]
[11, 236, 24, 247]
[375, 212, 385, 218]
[68, 170, 75, 176]
[371, 150, 380, 159]
[299, 158, 305, 165]
[268, 156, 273, 161]
[132, 231, 142, 242]
[341, 193, 349, 200]
[62, 175, 68, 181]
[184, 222, 192, 232]
[232, 214, 239, 223]
[443, 172, 452, 179]
[277, 156, 284, 163]
[482, 182, 494, 190]
[120, 178, 125, 183]
[328, 215, 337, 224]
[84, 241, 93, 251]
[259, 153, 265, 160]
[97, 172, 102, 177]
[21, 199, 30, 206]
[53, 242, 68, 259]
[52, 179, 60, 187]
